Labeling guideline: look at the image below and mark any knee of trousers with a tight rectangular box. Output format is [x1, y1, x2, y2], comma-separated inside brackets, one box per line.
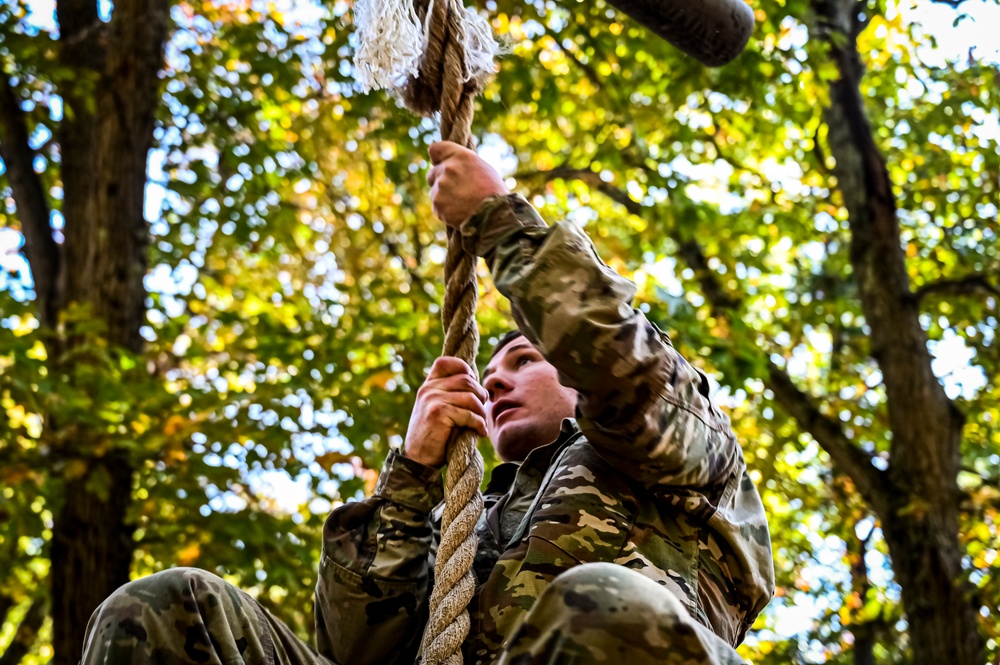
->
[86, 567, 223, 634]
[499, 563, 715, 665]
[97, 567, 224, 615]
[83, 568, 252, 665]
[542, 562, 690, 622]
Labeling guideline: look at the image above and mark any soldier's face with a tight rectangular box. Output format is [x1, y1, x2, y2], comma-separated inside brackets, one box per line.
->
[482, 339, 577, 462]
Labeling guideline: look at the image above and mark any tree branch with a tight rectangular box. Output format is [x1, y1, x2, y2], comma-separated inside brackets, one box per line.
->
[516, 165, 641, 212]
[671, 233, 744, 312]
[959, 465, 1000, 490]
[815, 0, 964, 495]
[0, 69, 61, 327]
[0, 597, 47, 665]
[766, 366, 887, 510]
[852, 0, 873, 37]
[913, 273, 1000, 304]
[549, 37, 604, 91]
[848, 515, 876, 665]
[703, 127, 769, 185]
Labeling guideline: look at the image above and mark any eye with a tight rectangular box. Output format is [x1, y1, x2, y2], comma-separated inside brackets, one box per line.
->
[516, 354, 534, 368]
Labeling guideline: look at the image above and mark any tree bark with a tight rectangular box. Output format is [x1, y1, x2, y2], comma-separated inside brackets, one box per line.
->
[0, 72, 60, 327]
[50, 455, 135, 665]
[38, 0, 169, 663]
[814, 0, 981, 662]
[59, 0, 164, 354]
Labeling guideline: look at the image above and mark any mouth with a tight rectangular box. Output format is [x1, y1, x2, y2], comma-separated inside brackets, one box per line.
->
[492, 400, 521, 424]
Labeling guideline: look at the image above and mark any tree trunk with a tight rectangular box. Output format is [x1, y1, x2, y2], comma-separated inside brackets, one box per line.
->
[814, 0, 983, 663]
[879, 510, 981, 664]
[42, 0, 169, 663]
[49, 458, 135, 665]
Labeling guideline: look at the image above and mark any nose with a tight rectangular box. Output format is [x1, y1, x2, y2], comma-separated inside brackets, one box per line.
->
[483, 371, 511, 401]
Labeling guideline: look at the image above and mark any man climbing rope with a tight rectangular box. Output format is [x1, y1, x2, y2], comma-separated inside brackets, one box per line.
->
[81, 142, 774, 665]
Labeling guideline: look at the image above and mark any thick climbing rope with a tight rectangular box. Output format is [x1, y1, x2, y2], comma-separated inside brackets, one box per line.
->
[352, 1, 497, 663]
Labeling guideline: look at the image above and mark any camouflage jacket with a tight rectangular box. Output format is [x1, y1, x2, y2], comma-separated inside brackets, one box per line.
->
[315, 195, 775, 665]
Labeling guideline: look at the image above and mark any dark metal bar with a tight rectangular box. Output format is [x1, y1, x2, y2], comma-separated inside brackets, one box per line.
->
[605, 0, 754, 66]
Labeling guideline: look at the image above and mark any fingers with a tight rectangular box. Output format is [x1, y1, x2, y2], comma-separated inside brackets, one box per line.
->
[406, 356, 488, 464]
[435, 403, 488, 437]
[426, 142, 509, 228]
[429, 140, 464, 165]
[429, 181, 442, 222]
[419, 376, 488, 411]
[431, 373, 488, 403]
[435, 390, 487, 419]
[427, 163, 442, 187]
[420, 373, 488, 403]
[427, 356, 476, 381]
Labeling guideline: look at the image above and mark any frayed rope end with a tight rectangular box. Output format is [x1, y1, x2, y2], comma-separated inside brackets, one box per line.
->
[353, 0, 500, 95]
[353, 0, 425, 92]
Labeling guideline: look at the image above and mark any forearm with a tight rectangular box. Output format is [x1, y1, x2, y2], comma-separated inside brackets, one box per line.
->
[315, 450, 442, 665]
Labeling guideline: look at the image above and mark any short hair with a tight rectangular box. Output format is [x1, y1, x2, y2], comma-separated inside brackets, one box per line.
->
[488, 329, 524, 361]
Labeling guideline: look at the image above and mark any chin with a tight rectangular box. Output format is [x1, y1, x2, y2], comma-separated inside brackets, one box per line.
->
[493, 422, 552, 463]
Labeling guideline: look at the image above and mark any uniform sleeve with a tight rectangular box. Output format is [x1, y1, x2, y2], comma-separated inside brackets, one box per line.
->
[315, 450, 443, 665]
[463, 194, 739, 491]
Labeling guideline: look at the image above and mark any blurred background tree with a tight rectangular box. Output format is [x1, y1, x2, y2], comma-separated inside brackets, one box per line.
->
[0, 0, 996, 664]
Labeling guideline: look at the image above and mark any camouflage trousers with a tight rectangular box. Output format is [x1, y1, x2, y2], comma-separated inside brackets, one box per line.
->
[82, 563, 745, 665]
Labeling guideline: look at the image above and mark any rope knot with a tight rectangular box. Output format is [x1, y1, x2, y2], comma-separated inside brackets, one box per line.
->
[354, 0, 498, 139]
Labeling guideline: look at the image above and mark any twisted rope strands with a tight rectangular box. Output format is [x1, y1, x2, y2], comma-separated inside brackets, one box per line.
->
[353, 0, 490, 657]
[410, 1, 485, 663]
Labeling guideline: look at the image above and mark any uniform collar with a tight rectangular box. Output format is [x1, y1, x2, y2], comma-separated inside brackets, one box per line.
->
[483, 419, 581, 495]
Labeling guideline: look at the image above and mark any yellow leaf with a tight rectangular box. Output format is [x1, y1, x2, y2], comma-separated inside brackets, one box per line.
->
[132, 414, 152, 435]
[6, 404, 26, 429]
[12, 315, 37, 337]
[177, 544, 200, 566]
[364, 370, 395, 391]
[364, 469, 379, 496]
[164, 448, 187, 465]
[164, 415, 186, 437]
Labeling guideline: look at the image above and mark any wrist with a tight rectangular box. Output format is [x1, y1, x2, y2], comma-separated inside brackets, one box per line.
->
[461, 194, 547, 258]
[376, 450, 444, 512]
[402, 443, 443, 469]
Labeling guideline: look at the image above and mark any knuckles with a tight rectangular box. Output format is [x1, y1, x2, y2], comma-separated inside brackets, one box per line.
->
[431, 356, 460, 372]
[425, 401, 445, 420]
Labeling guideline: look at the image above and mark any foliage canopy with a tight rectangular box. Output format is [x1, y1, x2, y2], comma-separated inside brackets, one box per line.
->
[0, 0, 998, 663]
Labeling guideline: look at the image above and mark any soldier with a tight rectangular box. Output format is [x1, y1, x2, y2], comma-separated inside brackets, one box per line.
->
[81, 142, 774, 665]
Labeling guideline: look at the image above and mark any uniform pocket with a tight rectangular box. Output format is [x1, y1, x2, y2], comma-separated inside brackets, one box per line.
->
[615, 505, 701, 618]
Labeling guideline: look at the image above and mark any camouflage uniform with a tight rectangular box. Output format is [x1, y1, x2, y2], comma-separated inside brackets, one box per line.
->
[82, 195, 774, 665]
